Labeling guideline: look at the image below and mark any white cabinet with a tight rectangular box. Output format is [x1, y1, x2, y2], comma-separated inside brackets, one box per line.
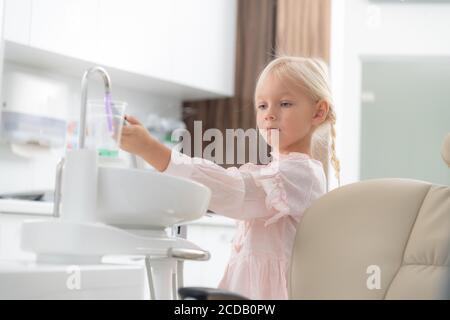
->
[98, 0, 237, 95]
[98, 0, 172, 82]
[5, 0, 99, 60]
[4, 0, 32, 45]
[29, 0, 99, 63]
[183, 216, 236, 288]
[169, 0, 237, 96]
[3, 0, 237, 98]
[1, 0, 5, 105]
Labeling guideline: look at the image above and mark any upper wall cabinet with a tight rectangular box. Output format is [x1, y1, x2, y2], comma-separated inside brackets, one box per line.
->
[97, 0, 172, 84]
[29, 0, 100, 63]
[169, 0, 237, 96]
[4, 0, 32, 45]
[3, 0, 237, 98]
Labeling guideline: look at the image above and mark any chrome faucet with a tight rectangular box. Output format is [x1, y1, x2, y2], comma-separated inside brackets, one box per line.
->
[54, 66, 112, 217]
[79, 66, 112, 149]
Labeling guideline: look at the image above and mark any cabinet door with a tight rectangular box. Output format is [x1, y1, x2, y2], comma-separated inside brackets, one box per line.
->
[4, 0, 32, 44]
[183, 224, 235, 287]
[169, 0, 237, 96]
[98, 0, 172, 81]
[29, 0, 100, 62]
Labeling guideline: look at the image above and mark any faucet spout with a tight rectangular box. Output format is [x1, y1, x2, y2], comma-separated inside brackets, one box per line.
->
[79, 66, 112, 149]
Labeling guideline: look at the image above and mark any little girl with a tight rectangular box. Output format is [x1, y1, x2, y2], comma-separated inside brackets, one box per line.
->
[120, 56, 340, 300]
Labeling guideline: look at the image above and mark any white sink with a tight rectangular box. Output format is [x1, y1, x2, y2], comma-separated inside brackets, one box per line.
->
[96, 166, 211, 229]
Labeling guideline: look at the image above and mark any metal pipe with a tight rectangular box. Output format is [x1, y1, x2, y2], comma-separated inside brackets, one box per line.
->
[167, 248, 210, 261]
[79, 66, 112, 149]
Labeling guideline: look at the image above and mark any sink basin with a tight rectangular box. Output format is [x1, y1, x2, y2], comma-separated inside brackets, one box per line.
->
[96, 166, 211, 229]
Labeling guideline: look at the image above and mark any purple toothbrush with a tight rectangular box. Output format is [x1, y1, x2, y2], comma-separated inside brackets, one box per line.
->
[104, 92, 114, 133]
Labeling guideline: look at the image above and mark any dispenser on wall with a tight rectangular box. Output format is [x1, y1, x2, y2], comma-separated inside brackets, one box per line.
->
[0, 110, 66, 148]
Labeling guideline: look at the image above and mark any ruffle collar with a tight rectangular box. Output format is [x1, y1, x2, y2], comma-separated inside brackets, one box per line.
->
[269, 151, 311, 161]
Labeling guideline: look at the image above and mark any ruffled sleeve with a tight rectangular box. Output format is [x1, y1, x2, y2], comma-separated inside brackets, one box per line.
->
[249, 158, 318, 227]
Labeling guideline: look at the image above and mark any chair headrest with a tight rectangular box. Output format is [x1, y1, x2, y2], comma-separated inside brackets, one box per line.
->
[442, 133, 450, 167]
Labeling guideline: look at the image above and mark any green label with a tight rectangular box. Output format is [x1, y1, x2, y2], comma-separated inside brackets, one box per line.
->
[98, 148, 119, 158]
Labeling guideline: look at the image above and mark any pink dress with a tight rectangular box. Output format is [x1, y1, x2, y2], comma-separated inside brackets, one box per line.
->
[163, 149, 326, 299]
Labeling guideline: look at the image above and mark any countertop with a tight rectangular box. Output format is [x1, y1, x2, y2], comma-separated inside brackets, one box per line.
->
[0, 259, 146, 299]
[0, 199, 54, 215]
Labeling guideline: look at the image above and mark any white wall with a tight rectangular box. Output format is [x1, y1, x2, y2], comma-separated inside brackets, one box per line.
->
[360, 58, 450, 185]
[330, 0, 450, 187]
[0, 61, 182, 194]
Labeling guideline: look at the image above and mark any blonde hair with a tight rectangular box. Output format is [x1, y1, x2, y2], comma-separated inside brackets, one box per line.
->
[255, 56, 341, 185]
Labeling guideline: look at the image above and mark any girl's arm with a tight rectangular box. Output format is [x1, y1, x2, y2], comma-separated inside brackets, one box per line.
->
[120, 115, 317, 226]
[120, 115, 250, 219]
[163, 149, 318, 226]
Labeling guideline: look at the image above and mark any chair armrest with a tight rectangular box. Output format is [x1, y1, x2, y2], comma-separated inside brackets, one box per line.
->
[178, 287, 249, 300]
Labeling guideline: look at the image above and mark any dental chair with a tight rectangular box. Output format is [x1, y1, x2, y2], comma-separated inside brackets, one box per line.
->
[179, 134, 450, 300]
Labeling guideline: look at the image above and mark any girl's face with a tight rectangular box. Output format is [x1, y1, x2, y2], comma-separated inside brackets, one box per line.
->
[255, 73, 326, 154]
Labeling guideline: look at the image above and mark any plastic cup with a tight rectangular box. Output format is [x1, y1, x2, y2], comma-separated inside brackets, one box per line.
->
[86, 100, 127, 158]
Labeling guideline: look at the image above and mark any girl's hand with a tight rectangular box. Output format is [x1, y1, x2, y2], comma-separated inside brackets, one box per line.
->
[120, 114, 171, 172]
[120, 115, 154, 157]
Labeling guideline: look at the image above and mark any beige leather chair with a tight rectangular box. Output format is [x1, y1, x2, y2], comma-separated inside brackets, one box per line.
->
[289, 179, 449, 299]
[289, 134, 450, 300]
[180, 134, 450, 300]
